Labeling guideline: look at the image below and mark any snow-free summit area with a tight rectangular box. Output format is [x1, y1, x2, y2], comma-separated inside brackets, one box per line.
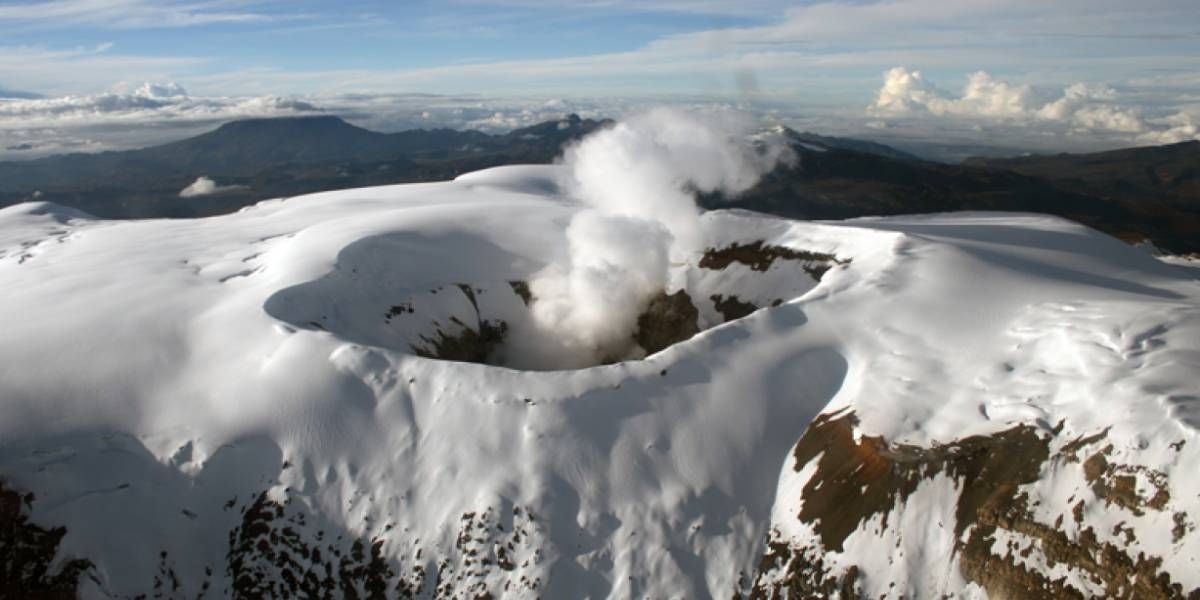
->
[0, 115, 1199, 598]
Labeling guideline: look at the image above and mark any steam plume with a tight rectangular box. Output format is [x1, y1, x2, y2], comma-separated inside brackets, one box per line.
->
[511, 108, 793, 369]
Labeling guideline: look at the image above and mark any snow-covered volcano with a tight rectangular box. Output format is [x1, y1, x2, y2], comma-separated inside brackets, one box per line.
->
[1, 163, 1198, 598]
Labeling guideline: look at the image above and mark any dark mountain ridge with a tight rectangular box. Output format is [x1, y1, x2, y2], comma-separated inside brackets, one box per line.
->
[1, 115, 1197, 252]
[0, 114, 612, 217]
[0, 116, 500, 190]
[967, 140, 1200, 204]
[782, 128, 922, 161]
[715, 137, 1200, 253]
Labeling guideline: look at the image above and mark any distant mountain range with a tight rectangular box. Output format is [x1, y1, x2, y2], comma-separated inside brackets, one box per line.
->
[1, 115, 1197, 253]
[719, 133, 1200, 254]
[0, 114, 611, 218]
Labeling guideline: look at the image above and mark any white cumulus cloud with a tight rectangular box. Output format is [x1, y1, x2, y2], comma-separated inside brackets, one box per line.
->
[1138, 112, 1200, 145]
[869, 67, 1199, 144]
[134, 81, 188, 99]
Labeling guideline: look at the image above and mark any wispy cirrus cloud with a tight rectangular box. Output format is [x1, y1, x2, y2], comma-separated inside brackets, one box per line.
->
[0, 43, 206, 95]
[447, 0, 790, 17]
[0, 0, 290, 30]
[4, 0, 1199, 98]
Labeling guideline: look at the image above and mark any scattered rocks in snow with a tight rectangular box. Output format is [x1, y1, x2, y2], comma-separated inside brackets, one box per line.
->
[411, 318, 509, 364]
[751, 410, 1199, 599]
[1079, 442, 1170, 516]
[227, 490, 402, 599]
[382, 240, 841, 369]
[0, 481, 93, 596]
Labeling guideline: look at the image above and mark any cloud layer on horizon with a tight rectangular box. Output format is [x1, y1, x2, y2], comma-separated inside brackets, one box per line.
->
[1, 71, 1197, 164]
[0, 82, 332, 158]
[0, 86, 675, 159]
[869, 67, 1200, 147]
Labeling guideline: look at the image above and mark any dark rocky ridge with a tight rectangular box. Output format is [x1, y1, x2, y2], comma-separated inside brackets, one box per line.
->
[0, 481, 93, 597]
[747, 410, 1199, 599]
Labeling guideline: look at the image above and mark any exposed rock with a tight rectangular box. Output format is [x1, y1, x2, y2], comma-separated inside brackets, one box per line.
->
[227, 491, 407, 599]
[711, 293, 759, 322]
[699, 240, 846, 278]
[1174, 513, 1196, 544]
[385, 239, 847, 369]
[634, 290, 700, 356]
[385, 302, 414, 321]
[1081, 443, 1170, 516]
[0, 480, 93, 598]
[409, 284, 509, 363]
[508, 281, 532, 306]
[749, 542, 859, 600]
[412, 318, 508, 364]
[750, 410, 1199, 599]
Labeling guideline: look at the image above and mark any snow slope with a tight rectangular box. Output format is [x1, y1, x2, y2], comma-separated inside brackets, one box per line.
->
[0, 164, 1197, 598]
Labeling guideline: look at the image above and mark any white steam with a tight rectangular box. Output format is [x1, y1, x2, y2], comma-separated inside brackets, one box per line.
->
[179, 176, 246, 198]
[512, 108, 793, 369]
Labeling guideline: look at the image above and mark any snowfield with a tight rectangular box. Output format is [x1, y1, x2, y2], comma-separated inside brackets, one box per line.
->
[0, 164, 1198, 598]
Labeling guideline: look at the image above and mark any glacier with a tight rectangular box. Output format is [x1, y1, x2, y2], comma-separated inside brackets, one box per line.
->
[0, 164, 1197, 598]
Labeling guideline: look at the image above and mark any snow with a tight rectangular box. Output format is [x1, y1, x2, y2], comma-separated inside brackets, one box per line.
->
[0, 165, 1198, 597]
[837, 471, 966, 598]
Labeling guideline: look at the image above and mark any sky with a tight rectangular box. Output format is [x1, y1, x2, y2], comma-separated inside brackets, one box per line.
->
[1, 0, 1199, 160]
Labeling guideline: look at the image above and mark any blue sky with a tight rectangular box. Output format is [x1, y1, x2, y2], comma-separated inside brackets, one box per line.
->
[0, 1, 785, 96]
[9, 2, 762, 76]
[0, 1, 1198, 158]
[1, 0, 1195, 98]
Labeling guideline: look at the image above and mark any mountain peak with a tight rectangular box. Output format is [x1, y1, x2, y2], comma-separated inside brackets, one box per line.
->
[213, 115, 356, 134]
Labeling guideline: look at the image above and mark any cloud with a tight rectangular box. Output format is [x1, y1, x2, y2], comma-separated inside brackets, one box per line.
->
[0, 87, 726, 160]
[1070, 104, 1146, 134]
[872, 68, 1039, 120]
[872, 67, 943, 115]
[1035, 82, 1116, 120]
[2, 0, 1198, 111]
[1138, 112, 1200, 145]
[0, 0, 284, 30]
[179, 176, 245, 198]
[0, 82, 320, 123]
[0, 0, 1193, 164]
[135, 81, 187, 99]
[449, 0, 790, 17]
[0, 44, 205, 96]
[663, 0, 1200, 49]
[868, 67, 1199, 143]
